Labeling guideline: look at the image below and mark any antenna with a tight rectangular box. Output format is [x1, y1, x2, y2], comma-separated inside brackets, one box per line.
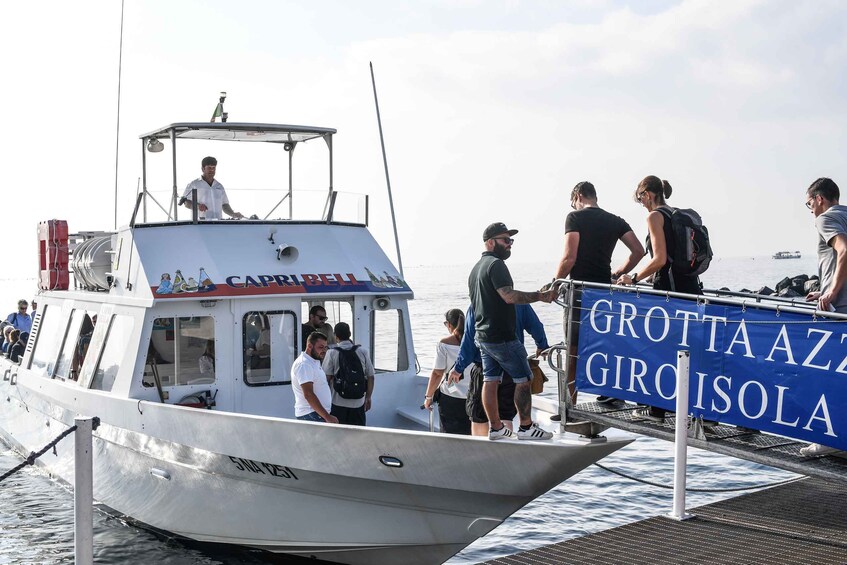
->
[369, 62, 404, 278]
[113, 0, 126, 230]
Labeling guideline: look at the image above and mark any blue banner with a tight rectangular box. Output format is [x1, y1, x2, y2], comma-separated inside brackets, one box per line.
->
[576, 289, 847, 450]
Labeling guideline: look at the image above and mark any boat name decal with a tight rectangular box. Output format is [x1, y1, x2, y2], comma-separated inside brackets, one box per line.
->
[228, 456, 299, 480]
[225, 273, 360, 288]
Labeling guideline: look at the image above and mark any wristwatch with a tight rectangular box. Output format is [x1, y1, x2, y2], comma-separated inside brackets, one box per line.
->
[631, 272, 638, 284]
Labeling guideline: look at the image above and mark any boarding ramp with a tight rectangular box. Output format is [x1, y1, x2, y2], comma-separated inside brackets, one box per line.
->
[553, 281, 847, 482]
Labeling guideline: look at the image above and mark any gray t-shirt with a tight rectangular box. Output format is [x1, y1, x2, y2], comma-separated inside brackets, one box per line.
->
[816, 204, 847, 312]
[322, 341, 375, 408]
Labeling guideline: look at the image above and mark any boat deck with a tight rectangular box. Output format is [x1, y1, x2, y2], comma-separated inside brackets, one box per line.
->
[483, 476, 847, 564]
[566, 401, 847, 481]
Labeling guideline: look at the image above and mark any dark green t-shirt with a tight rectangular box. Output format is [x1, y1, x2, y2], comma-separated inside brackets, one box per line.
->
[468, 252, 515, 343]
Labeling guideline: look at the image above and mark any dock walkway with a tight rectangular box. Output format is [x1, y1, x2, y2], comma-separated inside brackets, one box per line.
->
[483, 477, 847, 564]
[567, 401, 847, 481]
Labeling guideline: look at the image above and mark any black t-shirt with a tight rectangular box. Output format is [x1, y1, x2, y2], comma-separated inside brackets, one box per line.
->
[564, 207, 633, 283]
[468, 252, 515, 343]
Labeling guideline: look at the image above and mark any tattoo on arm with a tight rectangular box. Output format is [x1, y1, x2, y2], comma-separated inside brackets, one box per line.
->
[497, 286, 540, 304]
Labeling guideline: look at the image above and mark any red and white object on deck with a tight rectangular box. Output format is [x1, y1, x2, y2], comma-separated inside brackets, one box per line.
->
[38, 219, 69, 290]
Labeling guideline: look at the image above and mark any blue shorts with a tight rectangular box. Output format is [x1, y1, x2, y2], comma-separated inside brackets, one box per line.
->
[478, 340, 531, 384]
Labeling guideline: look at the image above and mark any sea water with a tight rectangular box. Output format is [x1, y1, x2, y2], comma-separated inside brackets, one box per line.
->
[0, 256, 817, 564]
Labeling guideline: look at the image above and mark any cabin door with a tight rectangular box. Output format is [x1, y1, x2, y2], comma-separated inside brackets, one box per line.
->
[233, 306, 299, 417]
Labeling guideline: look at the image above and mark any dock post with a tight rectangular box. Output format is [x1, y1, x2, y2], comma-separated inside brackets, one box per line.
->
[670, 350, 694, 521]
[75, 416, 94, 565]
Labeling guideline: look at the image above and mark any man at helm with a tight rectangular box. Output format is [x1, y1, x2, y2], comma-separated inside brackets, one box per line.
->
[181, 156, 245, 220]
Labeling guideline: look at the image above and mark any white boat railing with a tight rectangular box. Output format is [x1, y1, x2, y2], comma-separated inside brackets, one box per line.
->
[132, 188, 369, 226]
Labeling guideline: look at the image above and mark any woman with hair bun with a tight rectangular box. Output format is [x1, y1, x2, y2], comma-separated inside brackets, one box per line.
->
[423, 308, 472, 435]
[616, 175, 702, 421]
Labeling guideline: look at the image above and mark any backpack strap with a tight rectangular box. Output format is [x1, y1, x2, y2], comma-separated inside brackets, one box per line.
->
[655, 207, 676, 292]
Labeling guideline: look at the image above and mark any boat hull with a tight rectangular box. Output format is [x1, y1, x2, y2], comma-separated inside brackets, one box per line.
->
[0, 362, 631, 565]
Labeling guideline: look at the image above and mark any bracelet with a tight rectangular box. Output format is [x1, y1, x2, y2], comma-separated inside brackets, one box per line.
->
[425, 395, 433, 400]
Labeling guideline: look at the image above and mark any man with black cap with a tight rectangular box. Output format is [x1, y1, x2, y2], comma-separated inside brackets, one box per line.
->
[468, 222, 557, 440]
[181, 156, 245, 220]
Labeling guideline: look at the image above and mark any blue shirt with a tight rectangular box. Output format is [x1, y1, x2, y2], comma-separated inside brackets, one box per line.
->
[454, 304, 549, 374]
[6, 312, 32, 334]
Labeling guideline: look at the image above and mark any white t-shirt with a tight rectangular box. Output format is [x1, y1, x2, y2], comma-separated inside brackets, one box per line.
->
[183, 177, 230, 220]
[433, 341, 471, 398]
[291, 351, 332, 417]
[322, 341, 375, 408]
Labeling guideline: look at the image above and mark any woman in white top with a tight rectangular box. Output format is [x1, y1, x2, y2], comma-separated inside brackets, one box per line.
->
[423, 309, 471, 435]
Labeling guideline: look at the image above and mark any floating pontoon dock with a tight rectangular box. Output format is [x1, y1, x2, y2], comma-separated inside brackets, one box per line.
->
[484, 476, 847, 564]
[484, 400, 847, 565]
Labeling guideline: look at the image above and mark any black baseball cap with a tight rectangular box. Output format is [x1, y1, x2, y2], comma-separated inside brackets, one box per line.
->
[482, 222, 518, 241]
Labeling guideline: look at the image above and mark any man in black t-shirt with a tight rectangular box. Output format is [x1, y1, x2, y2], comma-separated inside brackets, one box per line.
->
[469, 222, 557, 441]
[554, 182, 645, 405]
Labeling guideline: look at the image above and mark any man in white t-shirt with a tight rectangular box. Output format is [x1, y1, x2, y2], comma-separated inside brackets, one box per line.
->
[181, 156, 245, 220]
[291, 332, 338, 423]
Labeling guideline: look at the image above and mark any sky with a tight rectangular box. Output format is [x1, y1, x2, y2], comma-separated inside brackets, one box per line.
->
[2, 0, 846, 279]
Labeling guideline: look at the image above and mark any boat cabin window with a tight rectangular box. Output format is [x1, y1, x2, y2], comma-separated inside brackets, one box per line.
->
[144, 317, 216, 388]
[300, 300, 353, 350]
[29, 305, 65, 377]
[371, 309, 409, 372]
[90, 314, 135, 392]
[243, 310, 297, 386]
[54, 310, 97, 381]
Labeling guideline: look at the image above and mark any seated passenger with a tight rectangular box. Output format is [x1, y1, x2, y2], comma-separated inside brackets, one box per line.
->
[1, 325, 13, 354]
[0, 321, 9, 351]
[199, 340, 215, 375]
[6, 330, 24, 363]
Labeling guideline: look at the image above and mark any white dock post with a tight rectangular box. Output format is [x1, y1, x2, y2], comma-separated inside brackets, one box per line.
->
[74, 416, 94, 565]
[670, 350, 694, 521]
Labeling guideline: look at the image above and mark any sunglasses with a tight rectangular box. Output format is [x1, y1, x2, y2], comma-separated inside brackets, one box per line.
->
[493, 237, 514, 245]
[805, 197, 816, 210]
[317, 315, 328, 321]
[636, 190, 648, 202]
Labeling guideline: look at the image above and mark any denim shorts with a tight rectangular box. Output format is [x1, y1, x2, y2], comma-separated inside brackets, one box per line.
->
[296, 411, 325, 422]
[478, 339, 531, 383]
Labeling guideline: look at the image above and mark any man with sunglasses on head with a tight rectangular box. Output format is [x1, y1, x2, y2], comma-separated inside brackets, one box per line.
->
[6, 299, 32, 335]
[554, 181, 645, 406]
[301, 305, 335, 351]
[469, 222, 558, 441]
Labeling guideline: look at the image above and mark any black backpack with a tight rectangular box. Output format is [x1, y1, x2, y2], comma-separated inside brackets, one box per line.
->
[332, 345, 367, 399]
[657, 207, 713, 277]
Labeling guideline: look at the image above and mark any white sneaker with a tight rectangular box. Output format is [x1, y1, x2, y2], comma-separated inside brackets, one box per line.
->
[489, 426, 516, 441]
[799, 443, 839, 457]
[517, 422, 553, 441]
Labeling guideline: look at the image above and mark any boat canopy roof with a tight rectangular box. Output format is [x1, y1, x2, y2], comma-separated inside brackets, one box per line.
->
[140, 122, 336, 144]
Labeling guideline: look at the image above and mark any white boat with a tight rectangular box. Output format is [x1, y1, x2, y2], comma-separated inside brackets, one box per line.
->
[772, 250, 801, 259]
[0, 121, 630, 565]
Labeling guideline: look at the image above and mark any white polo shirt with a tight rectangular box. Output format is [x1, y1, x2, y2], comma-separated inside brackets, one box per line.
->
[291, 351, 332, 417]
[183, 177, 229, 220]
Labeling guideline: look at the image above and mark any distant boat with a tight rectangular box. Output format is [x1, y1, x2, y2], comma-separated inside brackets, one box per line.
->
[773, 251, 801, 259]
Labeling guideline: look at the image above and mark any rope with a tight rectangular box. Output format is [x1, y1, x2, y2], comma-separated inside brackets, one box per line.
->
[592, 461, 804, 492]
[0, 417, 100, 484]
